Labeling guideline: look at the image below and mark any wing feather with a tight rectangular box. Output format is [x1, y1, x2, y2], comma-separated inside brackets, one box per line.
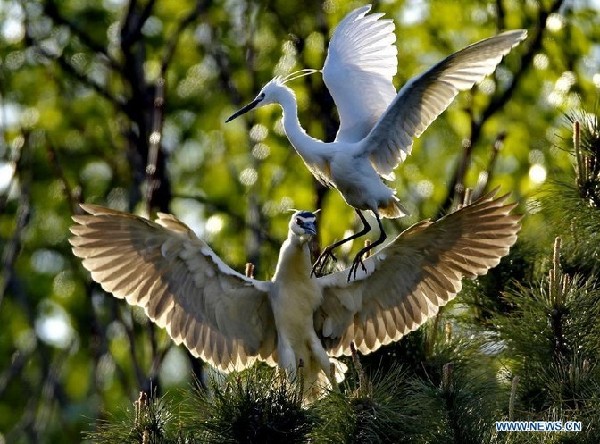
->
[315, 190, 521, 356]
[363, 30, 527, 177]
[323, 5, 398, 143]
[70, 204, 276, 372]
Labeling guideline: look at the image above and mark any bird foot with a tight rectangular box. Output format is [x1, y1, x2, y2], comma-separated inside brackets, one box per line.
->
[311, 247, 337, 277]
[347, 251, 368, 282]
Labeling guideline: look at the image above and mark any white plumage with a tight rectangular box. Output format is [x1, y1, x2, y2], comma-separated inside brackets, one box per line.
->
[226, 5, 527, 279]
[71, 191, 521, 402]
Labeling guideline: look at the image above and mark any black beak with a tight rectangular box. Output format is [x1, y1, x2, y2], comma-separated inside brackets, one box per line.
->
[226, 97, 262, 122]
[304, 221, 317, 236]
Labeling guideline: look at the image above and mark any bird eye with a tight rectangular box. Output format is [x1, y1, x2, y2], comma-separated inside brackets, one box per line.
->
[296, 218, 302, 225]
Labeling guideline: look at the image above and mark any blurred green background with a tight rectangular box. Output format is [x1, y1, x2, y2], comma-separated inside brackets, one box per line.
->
[1, 0, 600, 442]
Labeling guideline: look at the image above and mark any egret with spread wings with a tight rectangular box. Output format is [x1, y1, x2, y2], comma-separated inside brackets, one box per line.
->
[70, 191, 520, 402]
[226, 5, 527, 280]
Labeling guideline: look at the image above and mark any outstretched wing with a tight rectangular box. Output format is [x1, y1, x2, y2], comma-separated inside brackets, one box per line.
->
[323, 5, 398, 143]
[313, 191, 521, 356]
[363, 30, 527, 177]
[70, 205, 277, 372]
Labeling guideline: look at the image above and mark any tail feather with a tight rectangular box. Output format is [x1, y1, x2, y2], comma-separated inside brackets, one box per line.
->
[379, 196, 409, 218]
[301, 358, 348, 403]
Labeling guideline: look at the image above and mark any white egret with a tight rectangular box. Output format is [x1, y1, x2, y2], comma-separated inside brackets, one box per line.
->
[226, 5, 527, 280]
[70, 191, 520, 402]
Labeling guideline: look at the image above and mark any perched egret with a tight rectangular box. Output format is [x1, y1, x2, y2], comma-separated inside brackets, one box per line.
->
[226, 5, 527, 280]
[70, 191, 520, 402]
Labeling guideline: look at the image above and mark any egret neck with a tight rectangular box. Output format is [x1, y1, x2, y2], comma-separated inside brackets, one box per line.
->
[272, 231, 313, 283]
[275, 84, 330, 166]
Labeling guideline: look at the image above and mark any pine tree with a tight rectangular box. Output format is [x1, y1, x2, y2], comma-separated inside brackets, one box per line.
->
[488, 113, 600, 443]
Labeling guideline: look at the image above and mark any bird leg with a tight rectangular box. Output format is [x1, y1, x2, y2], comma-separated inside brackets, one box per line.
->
[311, 209, 371, 277]
[329, 362, 339, 391]
[348, 213, 386, 281]
[297, 358, 305, 400]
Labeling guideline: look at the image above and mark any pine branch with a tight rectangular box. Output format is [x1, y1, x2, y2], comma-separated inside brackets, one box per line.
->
[184, 367, 309, 443]
[548, 237, 569, 360]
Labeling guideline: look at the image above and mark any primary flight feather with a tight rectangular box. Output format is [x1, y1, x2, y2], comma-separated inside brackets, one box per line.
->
[226, 4, 527, 279]
[71, 191, 520, 402]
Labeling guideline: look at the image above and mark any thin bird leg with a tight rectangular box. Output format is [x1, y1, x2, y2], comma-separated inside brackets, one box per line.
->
[348, 213, 386, 281]
[311, 209, 371, 277]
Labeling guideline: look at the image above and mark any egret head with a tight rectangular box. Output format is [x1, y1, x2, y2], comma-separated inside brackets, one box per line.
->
[226, 69, 318, 122]
[289, 210, 317, 238]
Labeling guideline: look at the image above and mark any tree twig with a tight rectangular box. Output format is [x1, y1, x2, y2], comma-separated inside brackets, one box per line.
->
[24, 36, 125, 109]
[0, 181, 31, 310]
[41, 0, 122, 71]
[441, 0, 565, 213]
[160, 0, 207, 78]
[144, 78, 164, 216]
[46, 143, 81, 214]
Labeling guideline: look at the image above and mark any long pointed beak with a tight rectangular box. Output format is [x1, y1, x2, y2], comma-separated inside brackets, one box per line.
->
[304, 222, 317, 236]
[226, 97, 262, 122]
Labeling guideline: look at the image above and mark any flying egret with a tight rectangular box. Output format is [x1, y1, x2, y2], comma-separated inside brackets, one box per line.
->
[226, 5, 527, 280]
[70, 191, 520, 402]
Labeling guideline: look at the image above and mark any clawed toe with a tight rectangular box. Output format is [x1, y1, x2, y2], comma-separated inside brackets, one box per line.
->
[311, 248, 337, 277]
[347, 254, 368, 281]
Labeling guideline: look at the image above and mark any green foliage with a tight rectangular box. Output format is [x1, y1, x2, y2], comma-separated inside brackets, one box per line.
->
[83, 391, 185, 444]
[181, 367, 311, 444]
[83, 354, 510, 443]
[489, 112, 600, 442]
[309, 364, 413, 443]
[540, 112, 600, 276]
[493, 269, 600, 411]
